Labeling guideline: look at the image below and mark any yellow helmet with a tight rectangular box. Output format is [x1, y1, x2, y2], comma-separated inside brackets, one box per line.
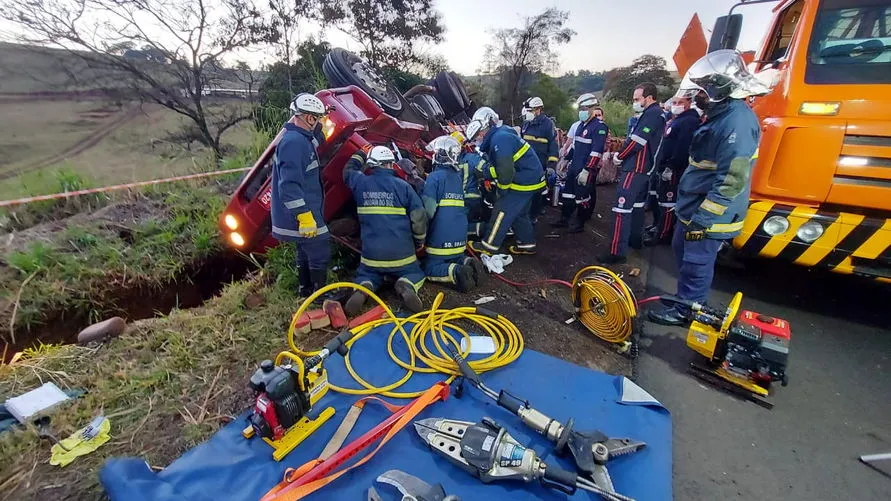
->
[449, 130, 466, 145]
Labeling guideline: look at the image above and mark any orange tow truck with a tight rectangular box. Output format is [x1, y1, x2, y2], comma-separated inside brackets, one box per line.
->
[676, 0, 891, 281]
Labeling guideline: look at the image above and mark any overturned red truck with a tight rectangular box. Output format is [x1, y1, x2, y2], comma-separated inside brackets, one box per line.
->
[219, 49, 474, 252]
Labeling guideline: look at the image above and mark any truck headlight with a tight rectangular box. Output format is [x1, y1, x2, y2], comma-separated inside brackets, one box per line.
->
[796, 221, 824, 243]
[229, 232, 246, 247]
[762, 215, 790, 236]
[224, 214, 239, 231]
[320, 116, 336, 140]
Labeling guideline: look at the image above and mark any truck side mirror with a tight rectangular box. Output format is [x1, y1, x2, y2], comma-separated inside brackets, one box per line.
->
[709, 14, 743, 52]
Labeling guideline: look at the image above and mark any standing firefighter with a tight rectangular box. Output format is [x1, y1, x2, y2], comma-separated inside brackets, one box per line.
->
[342, 146, 428, 315]
[466, 107, 545, 256]
[451, 131, 488, 227]
[649, 50, 767, 326]
[520, 97, 558, 218]
[553, 94, 608, 233]
[421, 135, 485, 291]
[598, 82, 666, 264]
[270, 93, 330, 298]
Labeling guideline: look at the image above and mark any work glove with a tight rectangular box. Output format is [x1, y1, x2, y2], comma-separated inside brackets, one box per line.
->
[297, 212, 319, 238]
[661, 167, 673, 182]
[684, 222, 706, 241]
[612, 152, 623, 166]
[546, 167, 556, 179]
[576, 168, 592, 187]
[547, 160, 557, 172]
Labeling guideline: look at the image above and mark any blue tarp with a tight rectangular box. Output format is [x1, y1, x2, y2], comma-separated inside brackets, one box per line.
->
[100, 323, 671, 500]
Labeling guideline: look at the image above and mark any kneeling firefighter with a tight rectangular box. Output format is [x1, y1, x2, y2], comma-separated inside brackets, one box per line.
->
[466, 107, 545, 256]
[342, 145, 428, 315]
[421, 135, 485, 292]
[649, 50, 767, 326]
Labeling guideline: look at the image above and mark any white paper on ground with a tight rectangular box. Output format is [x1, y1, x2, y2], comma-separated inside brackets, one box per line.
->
[5, 382, 70, 422]
[460, 336, 496, 354]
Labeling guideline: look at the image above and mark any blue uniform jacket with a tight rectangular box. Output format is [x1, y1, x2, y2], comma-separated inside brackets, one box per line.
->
[476, 125, 545, 192]
[271, 123, 326, 241]
[657, 108, 701, 178]
[676, 99, 761, 239]
[567, 118, 609, 174]
[458, 151, 485, 201]
[616, 103, 666, 174]
[422, 164, 468, 257]
[520, 114, 558, 167]
[343, 154, 428, 267]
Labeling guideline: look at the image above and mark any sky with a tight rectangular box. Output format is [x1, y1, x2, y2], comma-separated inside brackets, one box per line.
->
[320, 0, 777, 75]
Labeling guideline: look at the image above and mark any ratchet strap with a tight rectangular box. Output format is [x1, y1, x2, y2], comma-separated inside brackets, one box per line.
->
[261, 382, 449, 501]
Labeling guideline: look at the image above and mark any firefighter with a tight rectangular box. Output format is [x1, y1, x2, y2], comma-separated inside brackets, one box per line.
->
[342, 145, 428, 315]
[520, 97, 558, 218]
[645, 93, 702, 246]
[649, 50, 767, 326]
[598, 82, 666, 265]
[421, 135, 485, 291]
[553, 93, 608, 233]
[451, 131, 488, 230]
[270, 93, 330, 298]
[466, 107, 545, 256]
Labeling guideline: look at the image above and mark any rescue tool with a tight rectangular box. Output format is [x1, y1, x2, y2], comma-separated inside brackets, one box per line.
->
[414, 417, 636, 501]
[367, 470, 460, 501]
[445, 345, 644, 499]
[662, 292, 791, 409]
[243, 331, 352, 460]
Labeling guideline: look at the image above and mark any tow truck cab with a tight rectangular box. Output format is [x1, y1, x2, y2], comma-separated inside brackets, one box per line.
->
[220, 86, 427, 253]
[681, 0, 891, 281]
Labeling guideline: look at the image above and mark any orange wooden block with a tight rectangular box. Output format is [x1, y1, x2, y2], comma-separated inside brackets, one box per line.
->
[323, 300, 348, 329]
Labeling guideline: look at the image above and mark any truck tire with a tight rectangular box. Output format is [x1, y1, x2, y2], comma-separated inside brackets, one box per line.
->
[323, 48, 404, 116]
[431, 71, 469, 118]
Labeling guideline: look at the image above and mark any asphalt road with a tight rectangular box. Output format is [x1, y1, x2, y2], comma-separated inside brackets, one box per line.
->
[638, 244, 891, 500]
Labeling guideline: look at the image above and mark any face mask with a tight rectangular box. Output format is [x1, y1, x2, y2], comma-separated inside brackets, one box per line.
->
[632, 102, 645, 113]
[670, 105, 685, 116]
[693, 95, 710, 112]
[523, 111, 535, 121]
[578, 110, 590, 121]
[594, 115, 603, 121]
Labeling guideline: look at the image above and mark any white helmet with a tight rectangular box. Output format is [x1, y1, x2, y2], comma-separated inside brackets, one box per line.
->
[471, 107, 499, 128]
[429, 135, 461, 168]
[681, 49, 770, 102]
[290, 93, 326, 116]
[465, 120, 483, 142]
[576, 93, 599, 108]
[367, 145, 396, 167]
[524, 96, 544, 109]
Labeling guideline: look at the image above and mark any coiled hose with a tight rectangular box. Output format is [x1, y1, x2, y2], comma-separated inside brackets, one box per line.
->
[571, 266, 639, 344]
[286, 282, 524, 399]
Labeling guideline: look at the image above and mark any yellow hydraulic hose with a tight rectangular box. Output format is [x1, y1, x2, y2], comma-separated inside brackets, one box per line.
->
[286, 282, 524, 398]
[571, 266, 638, 344]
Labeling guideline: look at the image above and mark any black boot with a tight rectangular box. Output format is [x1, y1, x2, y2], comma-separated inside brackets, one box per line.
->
[455, 265, 475, 293]
[345, 290, 368, 317]
[647, 306, 689, 326]
[298, 263, 312, 298]
[309, 269, 334, 304]
[596, 252, 627, 265]
[394, 280, 423, 313]
[464, 256, 486, 286]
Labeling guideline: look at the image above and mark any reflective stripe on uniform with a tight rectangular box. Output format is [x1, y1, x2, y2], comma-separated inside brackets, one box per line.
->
[465, 193, 482, 199]
[576, 196, 591, 205]
[284, 199, 306, 209]
[512, 143, 530, 161]
[574, 136, 592, 144]
[689, 157, 717, 170]
[504, 179, 547, 191]
[360, 254, 418, 268]
[486, 211, 506, 246]
[516, 243, 536, 249]
[427, 263, 458, 283]
[589, 151, 602, 158]
[632, 202, 645, 208]
[612, 207, 633, 213]
[522, 134, 549, 143]
[700, 198, 728, 215]
[658, 202, 677, 208]
[396, 275, 426, 291]
[489, 166, 497, 179]
[707, 221, 745, 233]
[273, 225, 329, 237]
[427, 245, 466, 256]
[561, 193, 576, 199]
[439, 199, 465, 207]
[630, 134, 647, 145]
[306, 160, 320, 171]
[547, 156, 559, 162]
[357, 206, 407, 215]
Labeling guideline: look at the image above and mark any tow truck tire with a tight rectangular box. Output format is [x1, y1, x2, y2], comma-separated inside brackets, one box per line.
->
[410, 93, 445, 123]
[431, 71, 469, 118]
[323, 48, 404, 116]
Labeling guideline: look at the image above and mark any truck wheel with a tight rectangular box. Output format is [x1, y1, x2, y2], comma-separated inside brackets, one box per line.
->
[323, 48, 403, 116]
[431, 71, 469, 118]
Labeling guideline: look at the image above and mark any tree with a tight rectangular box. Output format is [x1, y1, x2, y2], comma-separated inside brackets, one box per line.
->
[482, 8, 575, 124]
[525, 74, 573, 129]
[2, 0, 276, 162]
[321, 0, 445, 74]
[256, 38, 330, 133]
[603, 54, 676, 102]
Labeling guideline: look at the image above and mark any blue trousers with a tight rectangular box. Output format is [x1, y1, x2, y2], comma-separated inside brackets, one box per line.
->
[422, 254, 469, 284]
[609, 172, 650, 256]
[295, 235, 331, 289]
[354, 260, 426, 292]
[478, 189, 536, 252]
[671, 222, 724, 304]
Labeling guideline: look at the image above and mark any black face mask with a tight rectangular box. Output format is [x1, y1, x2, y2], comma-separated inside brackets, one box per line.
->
[312, 120, 324, 144]
[694, 94, 710, 112]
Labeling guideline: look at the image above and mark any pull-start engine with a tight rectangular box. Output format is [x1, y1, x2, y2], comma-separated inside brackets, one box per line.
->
[722, 310, 790, 387]
[248, 360, 312, 441]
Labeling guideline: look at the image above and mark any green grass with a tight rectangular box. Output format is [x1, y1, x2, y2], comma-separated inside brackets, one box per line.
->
[0, 167, 106, 232]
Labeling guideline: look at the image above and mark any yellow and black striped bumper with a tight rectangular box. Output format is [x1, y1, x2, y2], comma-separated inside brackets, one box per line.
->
[733, 201, 891, 282]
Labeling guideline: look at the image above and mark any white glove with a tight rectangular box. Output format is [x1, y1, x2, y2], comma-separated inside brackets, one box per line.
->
[480, 254, 513, 274]
[612, 152, 622, 166]
[576, 169, 590, 186]
[661, 167, 673, 182]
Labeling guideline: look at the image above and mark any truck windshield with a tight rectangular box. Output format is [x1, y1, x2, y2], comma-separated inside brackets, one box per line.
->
[806, 0, 891, 84]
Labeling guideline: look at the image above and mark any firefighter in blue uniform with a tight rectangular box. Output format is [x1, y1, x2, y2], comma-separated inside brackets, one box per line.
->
[342, 145, 428, 315]
[598, 82, 666, 264]
[465, 107, 545, 256]
[450, 131, 488, 229]
[520, 97, 558, 218]
[649, 50, 767, 325]
[421, 135, 485, 291]
[270, 93, 331, 298]
[553, 93, 608, 233]
[645, 94, 702, 245]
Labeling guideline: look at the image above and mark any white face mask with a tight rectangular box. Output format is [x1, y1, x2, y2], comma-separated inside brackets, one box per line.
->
[691, 104, 704, 116]
[632, 102, 645, 113]
[523, 111, 535, 121]
[670, 105, 685, 116]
